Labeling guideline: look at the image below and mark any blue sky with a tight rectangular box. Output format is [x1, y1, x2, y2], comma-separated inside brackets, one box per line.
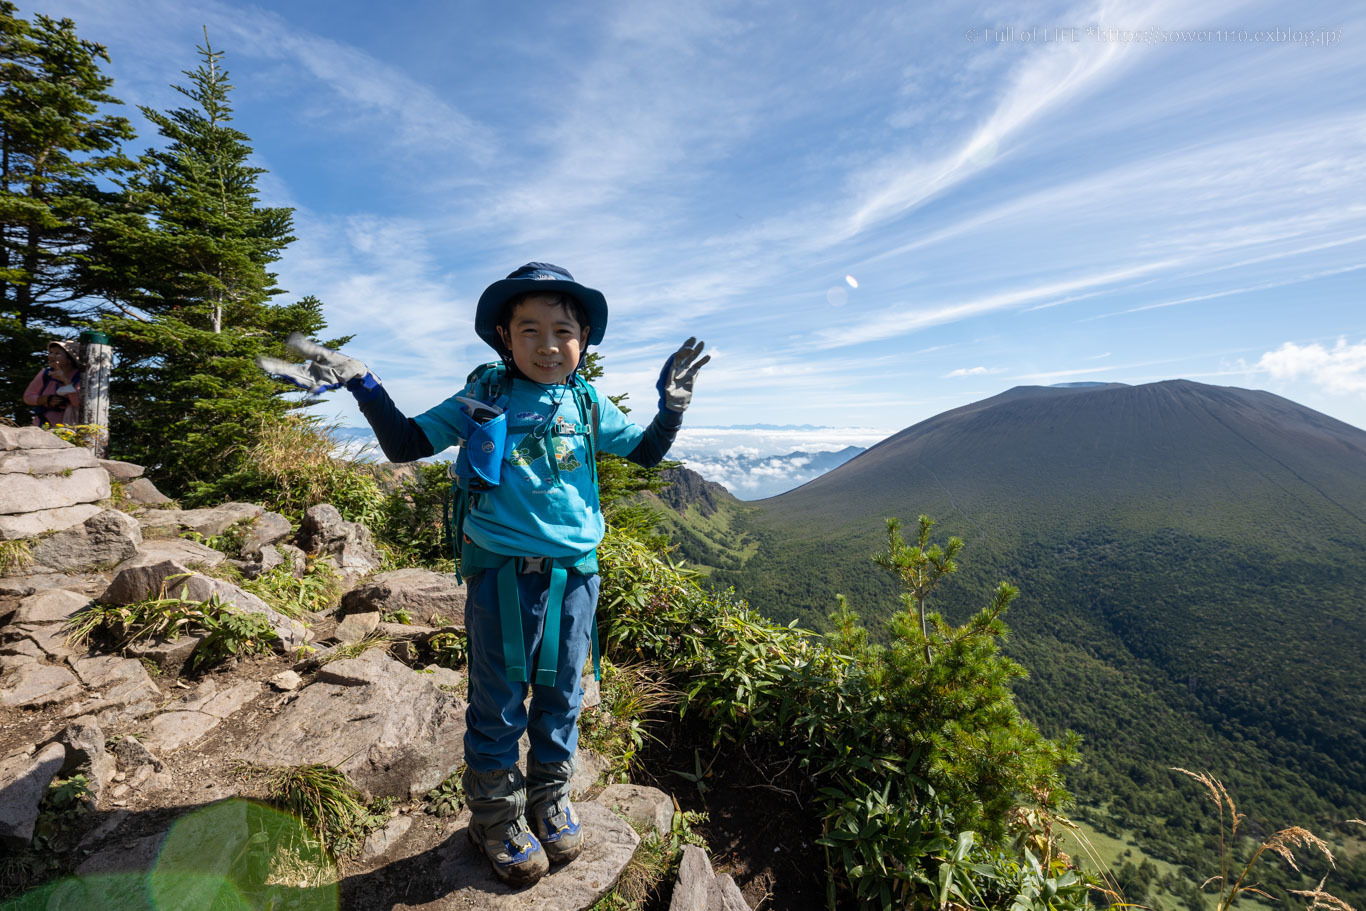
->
[25, 0, 1366, 480]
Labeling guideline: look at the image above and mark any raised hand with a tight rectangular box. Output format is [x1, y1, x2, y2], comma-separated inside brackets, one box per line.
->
[656, 337, 710, 413]
[256, 332, 371, 395]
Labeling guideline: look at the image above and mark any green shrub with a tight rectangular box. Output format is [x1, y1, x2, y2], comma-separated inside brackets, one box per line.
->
[597, 517, 1091, 910]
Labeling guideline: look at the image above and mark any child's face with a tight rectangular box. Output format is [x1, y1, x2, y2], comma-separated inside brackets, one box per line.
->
[496, 294, 590, 385]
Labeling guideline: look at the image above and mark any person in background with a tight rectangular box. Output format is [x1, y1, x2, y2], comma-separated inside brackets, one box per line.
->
[23, 339, 83, 426]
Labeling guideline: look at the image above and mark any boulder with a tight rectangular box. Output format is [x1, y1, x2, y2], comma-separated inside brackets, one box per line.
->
[0, 743, 68, 850]
[339, 567, 467, 626]
[670, 845, 715, 911]
[299, 504, 381, 584]
[244, 649, 465, 799]
[597, 783, 675, 834]
[137, 502, 263, 538]
[298, 503, 344, 551]
[116, 536, 226, 573]
[710, 875, 752, 911]
[0, 662, 83, 707]
[0, 466, 109, 515]
[30, 509, 142, 572]
[49, 718, 116, 802]
[146, 680, 262, 752]
[66, 655, 161, 719]
[0, 425, 70, 450]
[13, 588, 92, 624]
[335, 610, 380, 644]
[233, 542, 284, 580]
[97, 458, 145, 480]
[240, 511, 292, 558]
[0, 502, 103, 541]
[361, 814, 413, 859]
[0, 446, 97, 475]
[121, 477, 172, 506]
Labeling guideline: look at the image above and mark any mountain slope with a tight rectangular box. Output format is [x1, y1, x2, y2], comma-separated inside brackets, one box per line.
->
[695, 381, 1366, 856]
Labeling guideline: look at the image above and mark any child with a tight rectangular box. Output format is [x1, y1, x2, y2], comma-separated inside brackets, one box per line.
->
[259, 263, 707, 885]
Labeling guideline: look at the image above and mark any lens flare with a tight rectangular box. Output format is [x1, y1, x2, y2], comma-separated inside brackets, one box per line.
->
[845, 275, 859, 288]
[827, 287, 849, 307]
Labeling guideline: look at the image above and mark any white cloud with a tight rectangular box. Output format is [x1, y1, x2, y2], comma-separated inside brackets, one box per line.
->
[945, 366, 1005, 377]
[1257, 338, 1366, 396]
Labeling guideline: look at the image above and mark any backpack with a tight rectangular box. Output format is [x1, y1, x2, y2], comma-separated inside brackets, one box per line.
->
[443, 362, 601, 582]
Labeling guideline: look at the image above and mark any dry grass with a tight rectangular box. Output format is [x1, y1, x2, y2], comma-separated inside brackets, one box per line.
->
[1174, 768, 1352, 911]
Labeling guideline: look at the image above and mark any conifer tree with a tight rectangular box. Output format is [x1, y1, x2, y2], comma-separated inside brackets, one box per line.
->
[0, 2, 133, 422]
[93, 35, 334, 499]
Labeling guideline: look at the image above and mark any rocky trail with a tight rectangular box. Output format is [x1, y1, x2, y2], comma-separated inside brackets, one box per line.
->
[0, 425, 751, 910]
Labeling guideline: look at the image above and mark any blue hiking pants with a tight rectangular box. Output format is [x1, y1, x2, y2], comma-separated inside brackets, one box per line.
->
[463, 568, 599, 773]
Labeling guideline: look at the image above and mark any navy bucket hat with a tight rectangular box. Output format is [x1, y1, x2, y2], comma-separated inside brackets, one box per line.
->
[474, 262, 608, 352]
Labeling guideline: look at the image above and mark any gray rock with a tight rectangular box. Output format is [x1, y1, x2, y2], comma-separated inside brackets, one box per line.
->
[361, 813, 413, 858]
[596, 783, 675, 834]
[335, 610, 380, 643]
[240, 511, 292, 558]
[13, 588, 92, 624]
[0, 425, 71, 450]
[31, 509, 142, 572]
[50, 719, 116, 802]
[67, 655, 161, 715]
[0, 446, 97, 475]
[340, 567, 467, 626]
[175, 678, 262, 718]
[113, 735, 164, 772]
[121, 476, 172, 506]
[125, 632, 204, 667]
[97, 459, 145, 480]
[1, 638, 45, 660]
[377, 621, 437, 639]
[0, 662, 82, 707]
[298, 503, 344, 551]
[441, 801, 639, 909]
[0, 466, 109, 515]
[268, 669, 302, 691]
[422, 664, 463, 690]
[135, 535, 227, 567]
[0, 652, 37, 671]
[0, 743, 68, 849]
[0, 502, 102, 541]
[146, 711, 222, 752]
[671, 844, 715, 911]
[709, 874, 752, 911]
[235, 542, 284, 580]
[582, 670, 601, 710]
[7, 621, 78, 660]
[137, 502, 263, 538]
[245, 649, 466, 799]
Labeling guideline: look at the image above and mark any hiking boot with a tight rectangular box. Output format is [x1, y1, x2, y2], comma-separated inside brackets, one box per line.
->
[468, 819, 549, 886]
[532, 802, 584, 864]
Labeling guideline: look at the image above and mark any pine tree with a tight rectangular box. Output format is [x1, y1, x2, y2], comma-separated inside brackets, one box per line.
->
[92, 35, 334, 499]
[0, 2, 133, 422]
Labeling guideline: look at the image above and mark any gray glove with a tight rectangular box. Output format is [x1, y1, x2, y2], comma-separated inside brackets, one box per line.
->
[656, 338, 710, 413]
[256, 333, 371, 395]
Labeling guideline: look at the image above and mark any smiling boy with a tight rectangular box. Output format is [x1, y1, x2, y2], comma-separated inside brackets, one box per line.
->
[259, 262, 707, 886]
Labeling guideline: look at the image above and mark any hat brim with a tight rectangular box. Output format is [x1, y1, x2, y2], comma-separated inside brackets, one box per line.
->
[475, 278, 608, 350]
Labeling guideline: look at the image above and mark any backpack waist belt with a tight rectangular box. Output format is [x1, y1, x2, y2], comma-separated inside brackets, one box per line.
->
[462, 541, 602, 685]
